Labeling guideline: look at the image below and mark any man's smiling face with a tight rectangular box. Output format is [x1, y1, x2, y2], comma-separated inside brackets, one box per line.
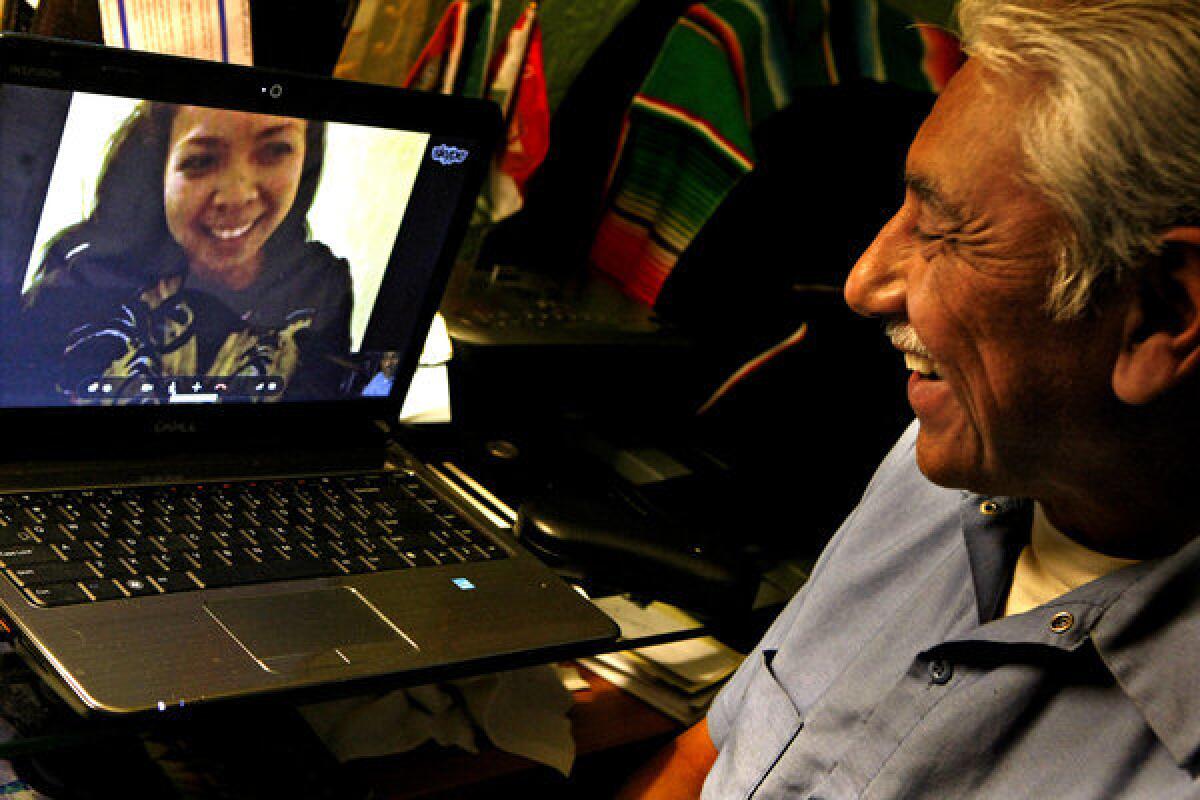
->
[844, 60, 1128, 496]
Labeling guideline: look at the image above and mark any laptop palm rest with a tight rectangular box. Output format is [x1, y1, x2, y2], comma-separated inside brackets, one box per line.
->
[205, 588, 419, 674]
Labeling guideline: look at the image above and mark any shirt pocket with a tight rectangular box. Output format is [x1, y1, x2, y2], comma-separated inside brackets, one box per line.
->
[707, 648, 806, 799]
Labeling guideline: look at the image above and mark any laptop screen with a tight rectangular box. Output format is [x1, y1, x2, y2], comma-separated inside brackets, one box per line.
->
[0, 76, 487, 410]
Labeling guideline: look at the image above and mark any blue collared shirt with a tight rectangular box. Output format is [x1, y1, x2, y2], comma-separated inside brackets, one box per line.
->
[705, 422, 1200, 799]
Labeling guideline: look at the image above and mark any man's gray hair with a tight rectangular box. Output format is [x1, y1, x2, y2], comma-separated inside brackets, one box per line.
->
[956, 0, 1200, 319]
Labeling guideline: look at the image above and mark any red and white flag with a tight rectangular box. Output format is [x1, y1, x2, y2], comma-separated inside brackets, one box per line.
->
[405, 0, 470, 94]
[486, 2, 550, 221]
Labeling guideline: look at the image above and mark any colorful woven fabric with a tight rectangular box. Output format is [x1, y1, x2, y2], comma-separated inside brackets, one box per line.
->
[590, 0, 811, 306]
[838, 0, 964, 92]
[590, 0, 962, 307]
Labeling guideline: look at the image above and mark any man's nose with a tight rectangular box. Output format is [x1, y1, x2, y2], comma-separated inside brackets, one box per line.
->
[844, 212, 909, 318]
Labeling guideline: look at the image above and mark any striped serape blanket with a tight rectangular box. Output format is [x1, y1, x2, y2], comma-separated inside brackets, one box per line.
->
[589, 0, 963, 307]
[589, 0, 805, 306]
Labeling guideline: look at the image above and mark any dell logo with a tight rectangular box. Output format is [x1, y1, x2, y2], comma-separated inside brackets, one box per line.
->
[153, 421, 197, 434]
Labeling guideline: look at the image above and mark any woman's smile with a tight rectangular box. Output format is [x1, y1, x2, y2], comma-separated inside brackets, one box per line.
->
[205, 217, 260, 241]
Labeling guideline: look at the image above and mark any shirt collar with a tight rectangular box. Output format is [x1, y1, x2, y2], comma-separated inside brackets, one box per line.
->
[959, 493, 1031, 624]
[959, 493, 1200, 769]
[1090, 533, 1200, 769]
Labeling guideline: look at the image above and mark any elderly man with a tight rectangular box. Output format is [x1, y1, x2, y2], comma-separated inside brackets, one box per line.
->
[620, 0, 1200, 797]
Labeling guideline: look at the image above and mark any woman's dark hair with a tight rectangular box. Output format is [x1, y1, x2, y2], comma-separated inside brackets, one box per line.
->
[38, 101, 326, 283]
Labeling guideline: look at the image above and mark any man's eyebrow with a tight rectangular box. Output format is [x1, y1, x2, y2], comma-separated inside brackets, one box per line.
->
[904, 171, 967, 225]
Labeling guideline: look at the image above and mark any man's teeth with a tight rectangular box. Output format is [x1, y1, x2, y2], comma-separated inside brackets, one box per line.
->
[210, 221, 255, 240]
[904, 352, 940, 377]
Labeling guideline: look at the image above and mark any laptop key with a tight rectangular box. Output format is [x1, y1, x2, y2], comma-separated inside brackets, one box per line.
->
[271, 543, 303, 561]
[85, 559, 120, 578]
[332, 556, 362, 574]
[208, 531, 236, 549]
[350, 537, 378, 555]
[147, 573, 200, 594]
[0, 527, 45, 546]
[116, 576, 158, 597]
[478, 542, 506, 560]
[360, 552, 411, 572]
[402, 549, 440, 567]
[218, 547, 254, 564]
[316, 521, 349, 540]
[83, 538, 120, 558]
[302, 540, 347, 560]
[452, 528, 490, 546]
[78, 579, 126, 602]
[152, 516, 203, 536]
[23, 582, 89, 607]
[16, 508, 48, 527]
[382, 513, 442, 534]
[242, 546, 274, 563]
[42, 524, 82, 543]
[151, 534, 196, 552]
[7, 562, 98, 586]
[430, 547, 464, 564]
[260, 528, 290, 546]
[0, 544, 62, 567]
[178, 532, 206, 549]
[118, 556, 152, 575]
[380, 532, 441, 551]
[76, 519, 115, 538]
[115, 519, 150, 538]
[449, 545, 489, 563]
[231, 511, 263, 528]
[191, 557, 337, 588]
[52, 541, 93, 562]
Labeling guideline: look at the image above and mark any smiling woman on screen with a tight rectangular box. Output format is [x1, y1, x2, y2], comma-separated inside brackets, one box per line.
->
[23, 101, 353, 404]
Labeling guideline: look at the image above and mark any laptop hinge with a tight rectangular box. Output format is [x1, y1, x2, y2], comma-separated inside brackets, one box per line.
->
[0, 419, 394, 490]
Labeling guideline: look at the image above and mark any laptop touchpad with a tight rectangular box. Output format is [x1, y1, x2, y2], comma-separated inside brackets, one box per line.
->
[206, 587, 418, 674]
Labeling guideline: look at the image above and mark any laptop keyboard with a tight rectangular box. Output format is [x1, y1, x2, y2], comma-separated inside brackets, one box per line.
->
[0, 473, 507, 607]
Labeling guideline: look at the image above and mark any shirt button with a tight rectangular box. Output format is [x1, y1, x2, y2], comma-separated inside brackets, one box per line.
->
[1049, 610, 1075, 634]
[929, 659, 953, 685]
[979, 500, 1000, 515]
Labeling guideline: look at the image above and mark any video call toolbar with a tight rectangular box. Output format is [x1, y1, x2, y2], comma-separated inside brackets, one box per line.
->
[76, 375, 285, 403]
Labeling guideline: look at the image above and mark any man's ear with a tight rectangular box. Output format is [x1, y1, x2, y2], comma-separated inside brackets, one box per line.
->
[1113, 227, 1200, 405]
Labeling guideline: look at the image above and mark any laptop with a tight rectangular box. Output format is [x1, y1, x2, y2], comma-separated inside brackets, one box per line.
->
[0, 34, 618, 715]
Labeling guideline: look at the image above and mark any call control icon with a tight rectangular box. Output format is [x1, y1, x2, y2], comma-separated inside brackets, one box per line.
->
[431, 144, 469, 165]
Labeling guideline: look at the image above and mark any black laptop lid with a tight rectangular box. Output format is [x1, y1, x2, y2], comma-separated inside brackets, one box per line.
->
[0, 35, 499, 449]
